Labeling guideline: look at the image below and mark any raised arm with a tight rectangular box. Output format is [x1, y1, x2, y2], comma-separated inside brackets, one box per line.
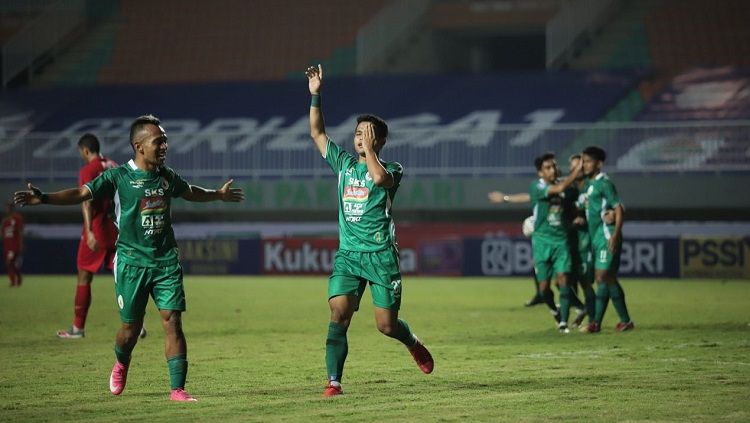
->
[547, 159, 582, 195]
[14, 183, 91, 207]
[181, 179, 245, 203]
[306, 64, 328, 156]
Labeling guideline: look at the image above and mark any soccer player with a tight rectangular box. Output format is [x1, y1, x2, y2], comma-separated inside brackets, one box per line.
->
[567, 154, 597, 329]
[306, 64, 434, 397]
[57, 134, 148, 339]
[14, 115, 244, 401]
[579, 146, 634, 333]
[2, 202, 24, 287]
[529, 152, 582, 333]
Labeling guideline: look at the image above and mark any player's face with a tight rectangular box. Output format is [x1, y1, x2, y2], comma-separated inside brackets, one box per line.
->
[538, 159, 557, 183]
[569, 157, 584, 181]
[582, 154, 599, 177]
[353, 121, 383, 155]
[77, 147, 87, 162]
[136, 124, 168, 166]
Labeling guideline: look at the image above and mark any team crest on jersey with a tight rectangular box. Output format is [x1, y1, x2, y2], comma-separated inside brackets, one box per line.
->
[160, 176, 169, 190]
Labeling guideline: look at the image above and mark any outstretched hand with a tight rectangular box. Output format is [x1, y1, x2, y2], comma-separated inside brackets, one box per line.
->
[488, 191, 506, 203]
[13, 183, 43, 207]
[306, 64, 323, 95]
[218, 179, 245, 202]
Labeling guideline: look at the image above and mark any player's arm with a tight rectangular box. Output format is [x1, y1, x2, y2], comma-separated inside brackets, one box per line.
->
[14, 183, 91, 207]
[360, 123, 394, 188]
[546, 160, 582, 195]
[306, 64, 328, 157]
[608, 204, 624, 251]
[181, 179, 245, 203]
[81, 200, 99, 251]
[488, 191, 530, 204]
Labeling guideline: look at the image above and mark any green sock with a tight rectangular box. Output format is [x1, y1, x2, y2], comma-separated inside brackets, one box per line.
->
[559, 285, 571, 325]
[569, 288, 585, 310]
[114, 344, 132, 366]
[393, 319, 417, 348]
[542, 288, 557, 312]
[608, 281, 631, 323]
[584, 285, 596, 322]
[325, 322, 348, 382]
[594, 282, 610, 323]
[167, 354, 188, 390]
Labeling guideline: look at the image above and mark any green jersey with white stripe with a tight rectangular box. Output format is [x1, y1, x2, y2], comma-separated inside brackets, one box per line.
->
[529, 178, 569, 243]
[323, 139, 402, 252]
[584, 173, 621, 244]
[85, 159, 189, 267]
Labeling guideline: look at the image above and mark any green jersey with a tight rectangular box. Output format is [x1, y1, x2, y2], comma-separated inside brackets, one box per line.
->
[529, 178, 569, 243]
[572, 185, 591, 253]
[85, 159, 189, 267]
[584, 172, 621, 243]
[324, 139, 403, 252]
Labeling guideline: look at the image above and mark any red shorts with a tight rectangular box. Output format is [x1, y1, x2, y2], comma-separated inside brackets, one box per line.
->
[76, 236, 116, 273]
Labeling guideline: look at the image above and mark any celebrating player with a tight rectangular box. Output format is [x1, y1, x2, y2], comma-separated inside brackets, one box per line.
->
[2, 202, 24, 287]
[57, 134, 146, 340]
[529, 152, 582, 333]
[580, 146, 634, 333]
[14, 115, 245, 401]
[306, 64, 434, 397]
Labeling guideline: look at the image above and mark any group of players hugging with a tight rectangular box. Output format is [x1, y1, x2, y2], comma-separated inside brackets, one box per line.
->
[489, 147, 635, 334]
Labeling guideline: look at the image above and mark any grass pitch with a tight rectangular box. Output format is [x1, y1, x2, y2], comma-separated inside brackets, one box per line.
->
[0, 276, 748, 422]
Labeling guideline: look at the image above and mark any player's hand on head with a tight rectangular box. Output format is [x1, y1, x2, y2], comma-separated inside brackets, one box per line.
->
[361, 122, 376, 151]
[218, 179, 245, 202]
[305, 64, 323, 95]
[488, 191, 505, 203]
[13, 183, 42, 207]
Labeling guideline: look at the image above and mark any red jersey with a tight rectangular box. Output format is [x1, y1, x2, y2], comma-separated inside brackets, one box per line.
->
[80, 156, 118, 248]
[2, 212, 23, 252]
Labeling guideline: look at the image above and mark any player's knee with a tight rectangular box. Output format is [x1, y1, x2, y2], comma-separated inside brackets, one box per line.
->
[161, 313, 183, 335]
[376, 321, 397, 336]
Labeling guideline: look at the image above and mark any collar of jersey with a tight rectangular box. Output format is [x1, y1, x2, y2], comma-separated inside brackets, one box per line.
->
[128, 159, 160, 175]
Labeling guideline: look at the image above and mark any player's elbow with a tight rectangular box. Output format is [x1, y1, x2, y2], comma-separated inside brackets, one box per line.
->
[371, 174, 392, 188]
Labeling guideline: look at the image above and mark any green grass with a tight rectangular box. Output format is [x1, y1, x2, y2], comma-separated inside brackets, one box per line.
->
[1, 276, 749, 422]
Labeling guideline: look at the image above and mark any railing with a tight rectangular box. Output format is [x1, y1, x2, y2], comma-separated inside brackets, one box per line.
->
[1, 0, 86, 87]
[0, 121, 748, 181]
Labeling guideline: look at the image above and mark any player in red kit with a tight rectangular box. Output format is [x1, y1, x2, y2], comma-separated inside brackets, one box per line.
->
[57, 134, 145, 339]
[2, 202, 24, 287]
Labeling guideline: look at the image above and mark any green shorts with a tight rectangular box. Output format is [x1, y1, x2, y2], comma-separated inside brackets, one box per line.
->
[328, 248, 402, 311]
[114, 257, 185, 323]
[533, 238, 571, 282]
[593, 238, 621, 273]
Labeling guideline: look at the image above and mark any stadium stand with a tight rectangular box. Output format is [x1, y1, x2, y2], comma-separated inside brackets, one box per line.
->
[97, 0, 387, 84]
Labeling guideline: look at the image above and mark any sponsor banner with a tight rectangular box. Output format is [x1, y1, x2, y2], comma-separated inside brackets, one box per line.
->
[261, 237, 426, 275]
[178, 239, 261, 275]
[0, 238, 262, 275]
[680, 236, 750, 279]
[463, 236, 679, 278]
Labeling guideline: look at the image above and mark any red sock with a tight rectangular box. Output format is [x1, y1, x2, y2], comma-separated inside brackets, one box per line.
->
[73, 284, 92, 329]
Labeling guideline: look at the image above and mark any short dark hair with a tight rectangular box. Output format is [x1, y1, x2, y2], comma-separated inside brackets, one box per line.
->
[534, 152, 556, 171]
[129, 114, 161, 146]
[356, 114, 388, 139]
[582, 145, 606, 162]
[569, 153, 581, 162]
[77, 133, 100, 153]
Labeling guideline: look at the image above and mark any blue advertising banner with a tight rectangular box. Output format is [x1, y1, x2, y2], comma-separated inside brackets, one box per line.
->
[1, 239, 262, 275]
[463, 236, 680, 278]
